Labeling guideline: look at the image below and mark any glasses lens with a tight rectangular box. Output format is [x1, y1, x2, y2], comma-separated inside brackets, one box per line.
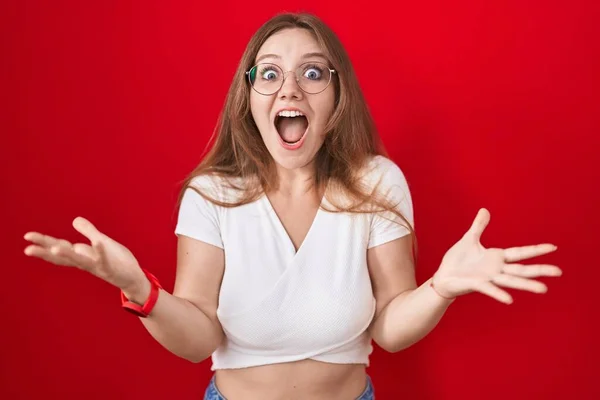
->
[248, 62, 333, 95]
[296, 62, 332, 94]
[248, 63, 284, 95]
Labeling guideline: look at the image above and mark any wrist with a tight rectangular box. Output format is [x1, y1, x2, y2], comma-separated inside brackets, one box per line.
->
[121, 275, 151, 305]
[120, 269, 163, 318]
[429, 276, 456, 302]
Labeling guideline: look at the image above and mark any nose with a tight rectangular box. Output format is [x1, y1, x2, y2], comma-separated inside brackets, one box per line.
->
[278, 71, 303, 100]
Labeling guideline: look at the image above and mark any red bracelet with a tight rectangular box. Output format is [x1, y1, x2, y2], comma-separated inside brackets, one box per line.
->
[120, 269, 163, 318]
[430, 279, 455, 300]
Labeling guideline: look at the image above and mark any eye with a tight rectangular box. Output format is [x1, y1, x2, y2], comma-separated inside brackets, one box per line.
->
[303, 66, 323, 80]
[260, 67, 279, 81]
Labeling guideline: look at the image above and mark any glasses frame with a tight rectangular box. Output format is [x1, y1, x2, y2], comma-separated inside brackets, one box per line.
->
[245, 62, 337, 96]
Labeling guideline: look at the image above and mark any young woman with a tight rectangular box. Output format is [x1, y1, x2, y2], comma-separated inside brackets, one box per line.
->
[23, 12, 562, 400]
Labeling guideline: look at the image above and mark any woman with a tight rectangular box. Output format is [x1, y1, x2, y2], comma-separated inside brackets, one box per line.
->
[23, 12, 562, 400]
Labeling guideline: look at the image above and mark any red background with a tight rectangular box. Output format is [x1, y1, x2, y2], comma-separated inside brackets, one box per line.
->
[2, 1, 598, 399]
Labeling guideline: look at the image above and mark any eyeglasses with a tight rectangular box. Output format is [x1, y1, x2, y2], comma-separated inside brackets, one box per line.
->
[246, 62, 336, 96]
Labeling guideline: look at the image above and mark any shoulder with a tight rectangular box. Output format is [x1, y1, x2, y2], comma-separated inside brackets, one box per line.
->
[359, 155, 410, 193]
[187, 173, 226, 194]
[185, 173, 250, 204]
[364, 154, 403, 173]
[361, 156, 415, 228]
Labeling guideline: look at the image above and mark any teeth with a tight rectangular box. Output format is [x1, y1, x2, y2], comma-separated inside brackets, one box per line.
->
[277, 110, 304, 117]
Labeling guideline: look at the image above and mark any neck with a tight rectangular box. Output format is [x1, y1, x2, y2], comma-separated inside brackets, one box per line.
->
[273, 161, 319, 197]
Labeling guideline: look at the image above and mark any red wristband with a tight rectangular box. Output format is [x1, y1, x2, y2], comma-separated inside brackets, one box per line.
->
[121, 269, 163, 318]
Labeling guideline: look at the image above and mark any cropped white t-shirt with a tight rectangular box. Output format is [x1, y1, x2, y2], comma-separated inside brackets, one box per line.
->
[174, 155, 414, 370]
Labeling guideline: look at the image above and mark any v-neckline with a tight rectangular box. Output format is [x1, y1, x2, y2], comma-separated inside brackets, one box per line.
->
[261, 188, 327, 258]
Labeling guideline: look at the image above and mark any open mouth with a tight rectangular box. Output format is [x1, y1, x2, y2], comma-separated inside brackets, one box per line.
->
[274, 110, 309, 149]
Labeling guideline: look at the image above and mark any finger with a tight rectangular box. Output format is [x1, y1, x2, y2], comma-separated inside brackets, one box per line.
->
[502, 263, 562, 278]
[492, 274, 548, 294]
[72, 217, 104, 243]
[473, 280, 513, 304]
[72, 243, 96, 259]
[466, 208, 490, 242]
[503, 244, 557, 262]
[50, 244, 96, 270]
[93, 240, 108, 263]
[24, 245, 77, 267]
[24, 232, 72, 249]
[90, 240, 112, 277]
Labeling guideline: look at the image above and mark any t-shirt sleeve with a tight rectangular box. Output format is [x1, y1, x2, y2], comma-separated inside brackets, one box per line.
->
[367, 158, 415, 249]
[174, 180, 224, 249]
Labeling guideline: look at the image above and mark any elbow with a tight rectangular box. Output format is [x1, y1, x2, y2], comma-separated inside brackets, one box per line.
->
[186, 354, 210, 364]
[371, 330, 416, 353]
[181, 347, 215, 364]
[188, 334, 224, 363]
[369, 323, 408, 353]
[175, 338, 222, 364]
[374, 339, 408, 354]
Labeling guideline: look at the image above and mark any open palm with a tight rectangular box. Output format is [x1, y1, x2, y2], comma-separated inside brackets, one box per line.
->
[432, 208, 562, 304]
[24, 217, 145, 292]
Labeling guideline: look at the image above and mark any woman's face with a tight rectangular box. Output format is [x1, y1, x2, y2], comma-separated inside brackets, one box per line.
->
[250, 28, 336, 172]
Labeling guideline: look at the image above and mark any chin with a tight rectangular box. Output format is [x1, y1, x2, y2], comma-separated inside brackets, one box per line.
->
[271, 148, 317, 171]
[270, 146, 322, 172]
[274, 158, 314, 171]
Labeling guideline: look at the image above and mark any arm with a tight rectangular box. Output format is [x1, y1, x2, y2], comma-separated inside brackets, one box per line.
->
[124, 179, 228, 363]
[124, 235, 225, 363]
[367, 209, 562, 353]
[23, 178, 229, 363]
[367, 235, 454, 353]
[364, 157, 448, 352]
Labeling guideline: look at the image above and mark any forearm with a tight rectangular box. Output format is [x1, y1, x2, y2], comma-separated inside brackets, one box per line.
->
[370, 277, 455, 353]
[123, 279, 223, 363]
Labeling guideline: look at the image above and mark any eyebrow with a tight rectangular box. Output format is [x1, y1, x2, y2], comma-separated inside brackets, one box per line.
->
[255, 52, 329, 64]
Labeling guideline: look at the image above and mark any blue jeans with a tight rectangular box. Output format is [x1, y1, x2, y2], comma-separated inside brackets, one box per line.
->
[204, 375, 375, 399]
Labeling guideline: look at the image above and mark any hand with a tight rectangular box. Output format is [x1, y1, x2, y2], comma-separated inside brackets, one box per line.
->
[432, 208, 562, 304]
[23, 217, 148, 297]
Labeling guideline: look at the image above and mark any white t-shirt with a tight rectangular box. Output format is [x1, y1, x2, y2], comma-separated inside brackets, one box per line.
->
[174, 155, 414, 370]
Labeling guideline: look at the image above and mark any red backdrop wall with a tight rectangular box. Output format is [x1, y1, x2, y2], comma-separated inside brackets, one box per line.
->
[2, 1, 598, 399]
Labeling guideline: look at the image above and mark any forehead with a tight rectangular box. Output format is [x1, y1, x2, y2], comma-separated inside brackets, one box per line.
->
[255, 28, 325, 64]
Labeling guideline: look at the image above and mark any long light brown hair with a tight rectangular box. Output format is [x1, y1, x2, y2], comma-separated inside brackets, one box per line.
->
[177, 12, 417, 257]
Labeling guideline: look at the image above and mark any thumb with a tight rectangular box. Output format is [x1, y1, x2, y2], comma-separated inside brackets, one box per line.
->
[72, 217, 104, 243]
[466, 208, 490, 241]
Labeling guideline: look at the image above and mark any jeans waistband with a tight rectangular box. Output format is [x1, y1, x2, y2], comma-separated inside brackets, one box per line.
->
[203, 374, 375, 399]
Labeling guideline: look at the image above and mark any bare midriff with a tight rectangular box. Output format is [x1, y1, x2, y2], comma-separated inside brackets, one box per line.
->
[214, 359, 368, 400]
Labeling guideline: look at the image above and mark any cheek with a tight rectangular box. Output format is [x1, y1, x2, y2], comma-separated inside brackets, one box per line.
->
[312, 91, 336, 127]
[250, 95, 273, 129]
